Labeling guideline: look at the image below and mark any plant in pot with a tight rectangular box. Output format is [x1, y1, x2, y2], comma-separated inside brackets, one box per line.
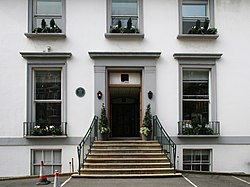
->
[140, 104, 152, 141]
[98, 103, 110, 141]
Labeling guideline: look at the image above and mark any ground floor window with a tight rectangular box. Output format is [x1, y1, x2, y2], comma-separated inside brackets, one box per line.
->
[32, 149, 62, 175]
[183, 149, 211, 171]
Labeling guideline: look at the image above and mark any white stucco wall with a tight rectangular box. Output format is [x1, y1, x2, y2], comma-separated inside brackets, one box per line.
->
[0, 0, 250, 177]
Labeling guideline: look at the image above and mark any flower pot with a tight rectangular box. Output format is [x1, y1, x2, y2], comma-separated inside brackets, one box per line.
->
[98, 132, 109, 141]
[141, 132, 151, 141]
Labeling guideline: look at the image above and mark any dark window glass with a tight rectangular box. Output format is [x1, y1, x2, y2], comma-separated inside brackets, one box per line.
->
[35, 70, 61, 100]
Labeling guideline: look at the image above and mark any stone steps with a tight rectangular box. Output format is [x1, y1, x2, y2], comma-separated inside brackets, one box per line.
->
[72, 140, 181, 178]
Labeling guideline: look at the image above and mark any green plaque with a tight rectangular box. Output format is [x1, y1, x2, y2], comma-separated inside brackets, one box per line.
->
[76, 87, 85, 97]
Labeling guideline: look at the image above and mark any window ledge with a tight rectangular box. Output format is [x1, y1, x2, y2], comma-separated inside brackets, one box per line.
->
[105, 33, 144, 39]
[24, 135, 67, 139]
[177, 34, 219, 40]
[24, 33, 66, 39]
[178, 135, 220, 138]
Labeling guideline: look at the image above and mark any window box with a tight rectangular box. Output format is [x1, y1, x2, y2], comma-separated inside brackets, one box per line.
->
[23, 122, 67, 138]
[178, 121, 220, 136]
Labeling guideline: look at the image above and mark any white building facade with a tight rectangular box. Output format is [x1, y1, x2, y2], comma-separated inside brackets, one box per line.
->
[0, 0, 250, 177]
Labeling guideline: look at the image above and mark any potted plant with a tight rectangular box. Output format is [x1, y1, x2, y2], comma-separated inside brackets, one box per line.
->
[187, 18, 217, 35]
[98, 103, 110, 141]
[32, 18, 62, 33]
[140, 104, 152, 140]
[109, 18, 140, 34]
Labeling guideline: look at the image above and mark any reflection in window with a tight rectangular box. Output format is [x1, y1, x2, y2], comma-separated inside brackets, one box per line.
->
[34, 70, 62, 125]
[182, 70, 209, 125]
[32, 0, 63, 32]
[111, 0, 138, 28]
[32, 149, 62, 175]
[181, 0, 208, 33]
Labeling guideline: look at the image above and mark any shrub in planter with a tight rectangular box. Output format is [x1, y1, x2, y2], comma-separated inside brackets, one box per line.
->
[98, 103, 110, 140]
[140, 104, 152, 140]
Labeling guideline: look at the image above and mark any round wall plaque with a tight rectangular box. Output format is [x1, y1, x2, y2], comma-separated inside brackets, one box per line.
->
[75, 87, 85, 97]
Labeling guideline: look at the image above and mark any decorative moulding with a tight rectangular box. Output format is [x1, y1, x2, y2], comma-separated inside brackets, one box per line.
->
[89, 51, 161, 59]
[173, 53, 223, 59]
[20, 52, 72, 59]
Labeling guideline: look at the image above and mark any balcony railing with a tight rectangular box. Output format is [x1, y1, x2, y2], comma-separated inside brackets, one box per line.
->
[178, 121, 220, 136]
[23, 122, 67, 137]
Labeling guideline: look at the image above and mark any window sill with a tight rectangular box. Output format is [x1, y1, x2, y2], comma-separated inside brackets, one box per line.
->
[178, 135, 220, 138]
[24, 33, 66, 39]
[24, 135, 67, 139]
[105, 33, 144, 39]
[177, 34, 219, 40]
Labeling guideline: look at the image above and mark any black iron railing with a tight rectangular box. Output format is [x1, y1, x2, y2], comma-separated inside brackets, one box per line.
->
[23, 122, 67, 136]
[153, 115, 176, 171]
[77, 116, 98, 174]
[178, 121, 220, 135]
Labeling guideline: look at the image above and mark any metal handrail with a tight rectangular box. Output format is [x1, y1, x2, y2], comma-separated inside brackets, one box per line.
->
[77, 116, 98, 175]
[153, 115, 176, 171]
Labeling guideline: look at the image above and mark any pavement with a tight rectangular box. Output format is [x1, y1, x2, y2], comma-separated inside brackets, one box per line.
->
[1, 173, 250, 187]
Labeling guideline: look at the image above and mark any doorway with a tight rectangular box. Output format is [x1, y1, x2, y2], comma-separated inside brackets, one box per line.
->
[110, 87, 141, 137]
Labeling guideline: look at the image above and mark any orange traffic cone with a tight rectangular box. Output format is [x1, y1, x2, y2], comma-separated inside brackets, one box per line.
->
[53, 170, 60, 187]
[36, 161, 51, 185]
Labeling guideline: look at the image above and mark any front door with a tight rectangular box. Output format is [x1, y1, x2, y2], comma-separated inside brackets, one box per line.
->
[109, 86, 141, 137]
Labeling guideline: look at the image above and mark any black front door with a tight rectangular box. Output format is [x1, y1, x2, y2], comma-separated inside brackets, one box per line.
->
[110, 88, 140, 137]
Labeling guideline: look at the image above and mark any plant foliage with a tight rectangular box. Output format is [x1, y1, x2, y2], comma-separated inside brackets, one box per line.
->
[110, 18, 139, 34]
[98, 103, 110, 134]
[32, 19, 62, 33]
[140, 104, 152, 136]
[188, 18, 217, 34]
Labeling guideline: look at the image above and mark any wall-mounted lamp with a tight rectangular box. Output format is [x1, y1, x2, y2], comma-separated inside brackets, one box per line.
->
[97, 91, 102, 100]
[148, 91, 153, 100]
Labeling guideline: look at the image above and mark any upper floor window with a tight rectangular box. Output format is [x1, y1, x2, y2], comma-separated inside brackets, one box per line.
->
[180, 0, 215, 34]
[28, 0, 65, 34]
[107, 0, 143, 34]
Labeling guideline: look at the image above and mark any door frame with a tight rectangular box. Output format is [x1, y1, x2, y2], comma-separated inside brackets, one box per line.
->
[108, 70, 142, 137]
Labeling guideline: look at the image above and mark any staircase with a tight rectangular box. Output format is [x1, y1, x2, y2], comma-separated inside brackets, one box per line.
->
[73, 140, 181, 178]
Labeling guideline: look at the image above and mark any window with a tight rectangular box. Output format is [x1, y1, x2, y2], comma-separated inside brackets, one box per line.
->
[180, 0, 214, 34]
[32, 149, 62, 175]
[183, 149, 211, 171]
[107, 0, 143, 34]
[28, 0, 65, 33]
[182, 70, 209, 124]
[26, 62, 67, 136]
[174, 53, 222, 135]
[34, 70, 62, 124]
